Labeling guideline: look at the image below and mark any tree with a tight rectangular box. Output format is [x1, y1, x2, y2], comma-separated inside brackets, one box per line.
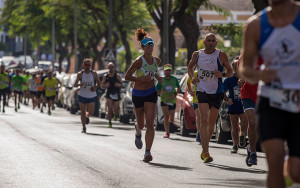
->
[252, 0, 300, 13]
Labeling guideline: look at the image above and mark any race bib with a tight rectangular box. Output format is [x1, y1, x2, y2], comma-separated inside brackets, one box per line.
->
[165, 85, 173, 92]
[233, 86, 241, 100]
[109, 93, 118, 100]
[48, 87, 55, 92]
[165, 102, 174, 106]
[198, 69, 214, 81]
[269, 87, 300, 113]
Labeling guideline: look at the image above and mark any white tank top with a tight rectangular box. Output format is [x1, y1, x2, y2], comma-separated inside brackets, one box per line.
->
[258, 8, 300, 112]
[196, 49, 224, 94]
[79, 70, 97, 98]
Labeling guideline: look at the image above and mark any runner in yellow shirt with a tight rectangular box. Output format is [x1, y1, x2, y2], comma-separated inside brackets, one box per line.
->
[187, 70, 201, 144]
[43, 71, 59, 115]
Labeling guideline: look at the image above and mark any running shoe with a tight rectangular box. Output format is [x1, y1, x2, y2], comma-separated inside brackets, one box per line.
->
[108, 122, 112, 128]
[86, 117, 90, 124]
[2, 109, 5, 113]
[163, 132, 170, 138]
[285, 176, 294, 187]
[238, 135, 246, 148]
[113, 115, 118, 121]
[246, 145, 253, 167]
[202, 152, 213, 163]
[18, 103, 20, 109]
[196, 132, 201, 144]
[15, 108, 17, 112]
[52, 105, 55, 110]
[40, 108, 43, 113]
[231, 145, 238, 154]
[82, 126, 86, 133]
[249, 152, 257, 165]
[48, 111, 51, 115]
[143, 151, 153, 163]
[135, 134, 143, 149]
[201, 151, 204, 160]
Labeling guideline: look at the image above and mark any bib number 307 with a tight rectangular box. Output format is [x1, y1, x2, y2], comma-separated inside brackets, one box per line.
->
[269, 88, 300, 113]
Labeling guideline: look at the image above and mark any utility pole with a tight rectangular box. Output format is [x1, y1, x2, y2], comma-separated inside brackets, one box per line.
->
[52, 18, 55, 71]
[24, 36, 27, 68]
[74, 0, 78, 72]
[163, 0, 169, 65]
[108, 0, 113, 50]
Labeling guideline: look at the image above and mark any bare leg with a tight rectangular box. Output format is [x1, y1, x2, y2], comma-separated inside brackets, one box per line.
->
[262, 139, 285, 188]
[245, 109, 257, 152]
[198, 103, 210, 153]
[162, 106, 169, 133]
[144, 102, 156, 151]
[230, 114, 239, 146]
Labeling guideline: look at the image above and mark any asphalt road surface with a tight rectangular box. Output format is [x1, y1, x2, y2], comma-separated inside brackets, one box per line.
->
[0, 102, 299, 188]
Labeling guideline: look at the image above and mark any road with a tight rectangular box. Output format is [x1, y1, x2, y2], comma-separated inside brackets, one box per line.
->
[0, 103, 298, 188]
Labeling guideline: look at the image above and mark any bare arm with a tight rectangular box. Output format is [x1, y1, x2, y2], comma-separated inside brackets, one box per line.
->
[101, 75, 108, 89]
[115, 74, 123, 88]
[187, 51, 200, 83]
[219, 52, 233, 78]
[73, 72, 82, 87]
[239, 17, 276, 84]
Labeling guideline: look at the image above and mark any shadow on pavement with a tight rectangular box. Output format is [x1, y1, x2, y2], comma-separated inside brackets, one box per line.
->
[206, 163, 267, 174]
[85, 133, 113, 137]
[168, 138, 195, 142]
[148, 162, 193, 171]
[183, 178, 265, 187]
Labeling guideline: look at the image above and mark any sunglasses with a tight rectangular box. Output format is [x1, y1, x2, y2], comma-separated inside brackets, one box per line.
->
[108, 66, 114, 68]
[84, 63, 91, 66]
[142, 42, 154, 47]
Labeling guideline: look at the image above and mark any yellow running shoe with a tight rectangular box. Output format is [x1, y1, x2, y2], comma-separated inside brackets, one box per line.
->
[285, 176, 294, 187]
[201, 151, 204, 160]
[203, 152, 213, 163]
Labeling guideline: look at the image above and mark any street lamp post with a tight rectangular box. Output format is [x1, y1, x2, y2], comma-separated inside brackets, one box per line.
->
[163, 0, 169, 65]
[74, 0, 78, 72]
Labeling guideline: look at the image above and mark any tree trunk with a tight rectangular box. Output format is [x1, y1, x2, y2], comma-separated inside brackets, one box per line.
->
[174, 12, 200, 66]
[252, 0, 268, 13]
[119, 27, 132, 70]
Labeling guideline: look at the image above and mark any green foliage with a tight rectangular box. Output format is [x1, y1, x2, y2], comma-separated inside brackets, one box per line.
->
[208, 23, 243, 48]
[0, 42, 7, 51]
[118, 46, 141, 72]
[175, 48, 187, 67]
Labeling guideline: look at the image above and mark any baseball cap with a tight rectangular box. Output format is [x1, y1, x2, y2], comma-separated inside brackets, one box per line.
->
[164, 64, 172, 70]
[141, 37, 154, 46]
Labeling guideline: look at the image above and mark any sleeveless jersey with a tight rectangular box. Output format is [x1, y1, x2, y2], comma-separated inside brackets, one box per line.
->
[196, 49, 224, 94]
[79, 70, 96, 98]
[105, 73, 120, 96]
[136, 56, 158, 78]
[0, 72, 8, 89]
[258, 8, 300, 112]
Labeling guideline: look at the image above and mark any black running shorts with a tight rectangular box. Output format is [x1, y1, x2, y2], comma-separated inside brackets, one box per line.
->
[132, 92, 157, 109]
[256, 97, 300, 157]
[196, 91, 224, 109]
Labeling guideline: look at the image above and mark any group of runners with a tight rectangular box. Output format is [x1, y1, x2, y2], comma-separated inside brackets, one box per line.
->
[0, 66, 60, 115]
[1, 0, 299, 187]
[122, 0, 300, 187]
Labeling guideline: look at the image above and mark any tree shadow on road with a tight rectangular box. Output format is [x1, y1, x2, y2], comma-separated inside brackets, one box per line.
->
[85, 133, 113, 137]
[183, 178, 265, 187]
[168, 138, 195, 142]
[148, 162, 193, 171]
[206, 163, 267, 174]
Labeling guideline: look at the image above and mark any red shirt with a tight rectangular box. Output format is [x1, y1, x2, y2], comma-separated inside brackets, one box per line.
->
[238, 55, 263, 103]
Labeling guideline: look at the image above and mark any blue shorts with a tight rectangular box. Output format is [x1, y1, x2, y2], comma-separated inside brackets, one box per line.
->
[78, 95, 96, 104]
[228, 101, 244, 114]
[241, 98, 255, 111]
